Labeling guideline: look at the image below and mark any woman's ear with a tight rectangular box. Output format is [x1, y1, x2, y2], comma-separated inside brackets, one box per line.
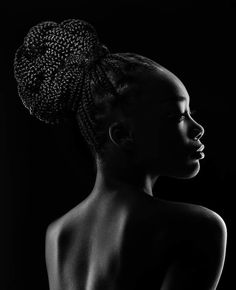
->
[108, 121, 134, 149]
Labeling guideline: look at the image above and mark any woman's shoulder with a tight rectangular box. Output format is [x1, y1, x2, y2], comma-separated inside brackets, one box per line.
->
[45, 213, 77, 246]
[151, 198, 227, 244]
[45, 217, 63, 251]
[152, 200, 227, 290]
[45, 198, 90, 239]
[156, 199, 223, 221]
[45, 212, 74, 251]
[156, 198, 225, 226]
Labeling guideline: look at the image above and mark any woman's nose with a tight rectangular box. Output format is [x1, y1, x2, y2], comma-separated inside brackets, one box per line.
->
[190, 123, 205, 141]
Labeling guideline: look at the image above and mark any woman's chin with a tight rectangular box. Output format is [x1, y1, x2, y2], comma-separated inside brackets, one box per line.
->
[181, 159, 201, 179]
[169, 159, 201, 179]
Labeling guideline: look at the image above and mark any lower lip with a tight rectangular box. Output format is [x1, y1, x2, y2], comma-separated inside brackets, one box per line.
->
[190, 151, 205, 160]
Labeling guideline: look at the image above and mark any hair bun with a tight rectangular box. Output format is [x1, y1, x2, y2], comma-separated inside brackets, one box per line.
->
[14, 19, 109, 124]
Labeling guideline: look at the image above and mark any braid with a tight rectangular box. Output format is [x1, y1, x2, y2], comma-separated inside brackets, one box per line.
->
[14, 19, 107, 124]
[77, 70, 99, 149]
[14, 18, 157, 157]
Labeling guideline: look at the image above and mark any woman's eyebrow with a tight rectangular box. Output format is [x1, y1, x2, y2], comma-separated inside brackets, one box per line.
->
[160, 95, 187, 104]
[176, 95, 187, 101]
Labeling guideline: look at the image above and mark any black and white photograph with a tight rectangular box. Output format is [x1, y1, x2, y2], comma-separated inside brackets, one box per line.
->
[1, 1, 234, 289]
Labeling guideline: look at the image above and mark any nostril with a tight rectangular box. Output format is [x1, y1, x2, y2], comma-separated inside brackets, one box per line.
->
[193, 129, 204, 141]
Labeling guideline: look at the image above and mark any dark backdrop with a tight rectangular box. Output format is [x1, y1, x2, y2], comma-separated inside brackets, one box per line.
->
[1, 1, 234, 289]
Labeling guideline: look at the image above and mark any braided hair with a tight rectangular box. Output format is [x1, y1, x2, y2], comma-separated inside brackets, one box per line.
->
[14, 19, 157, 158]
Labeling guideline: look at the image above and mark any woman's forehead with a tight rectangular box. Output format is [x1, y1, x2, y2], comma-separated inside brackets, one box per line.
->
[135, 67, 190, 107]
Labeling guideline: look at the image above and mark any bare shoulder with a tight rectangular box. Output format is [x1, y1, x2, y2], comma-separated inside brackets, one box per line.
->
[45, 217, 62, 242]
[45, 218, 61, 283]
[45, 204, 81, 240]
[45, 214, 70, 259]
[155, 198, 227, 234]
[45, 217, 62, 266]
[45, 214, 76, 281]
[153, 199, 227, 290]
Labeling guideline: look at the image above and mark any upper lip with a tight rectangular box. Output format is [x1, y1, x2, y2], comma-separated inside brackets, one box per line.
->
[196, 144, 205, 152]
[189, 142, 205, 153]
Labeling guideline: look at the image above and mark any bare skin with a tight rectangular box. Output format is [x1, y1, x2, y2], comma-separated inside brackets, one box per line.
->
[45, 64, 227, 290]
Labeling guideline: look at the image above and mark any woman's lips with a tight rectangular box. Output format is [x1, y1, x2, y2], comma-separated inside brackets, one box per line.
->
[196, 144, 205, 152]
[190, 144, 205, 159]
[191, 151, 205, 159]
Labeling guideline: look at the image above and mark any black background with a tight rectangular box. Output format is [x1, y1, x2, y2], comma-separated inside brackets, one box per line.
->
[1, 0, 235, 289]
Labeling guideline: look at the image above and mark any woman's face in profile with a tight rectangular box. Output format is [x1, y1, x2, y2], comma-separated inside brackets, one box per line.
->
[131, 65, 205, 179]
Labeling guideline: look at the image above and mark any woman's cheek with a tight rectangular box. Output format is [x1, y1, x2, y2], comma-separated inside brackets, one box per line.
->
[176, 121, 189, 141]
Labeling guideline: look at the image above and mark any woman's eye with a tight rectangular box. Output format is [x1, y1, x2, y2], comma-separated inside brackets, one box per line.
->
[176, 113, 188, 122]
[178, 113, 187, 121]
[168, 112, 186, 122]
[168, 110, 196, 122]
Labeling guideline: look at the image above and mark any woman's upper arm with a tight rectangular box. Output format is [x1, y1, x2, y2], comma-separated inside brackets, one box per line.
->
[160, 210, 227, 290]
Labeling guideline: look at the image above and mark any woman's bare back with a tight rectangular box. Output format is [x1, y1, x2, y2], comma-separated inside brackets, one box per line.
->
[45, 191, 225, 290]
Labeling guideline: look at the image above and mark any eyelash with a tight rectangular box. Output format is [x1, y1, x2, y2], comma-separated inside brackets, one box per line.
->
[170, 110, 197, 122]
[180, 110, 196, 120]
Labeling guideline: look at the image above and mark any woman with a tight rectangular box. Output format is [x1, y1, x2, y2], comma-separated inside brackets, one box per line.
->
[14, 19, 227, 290]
